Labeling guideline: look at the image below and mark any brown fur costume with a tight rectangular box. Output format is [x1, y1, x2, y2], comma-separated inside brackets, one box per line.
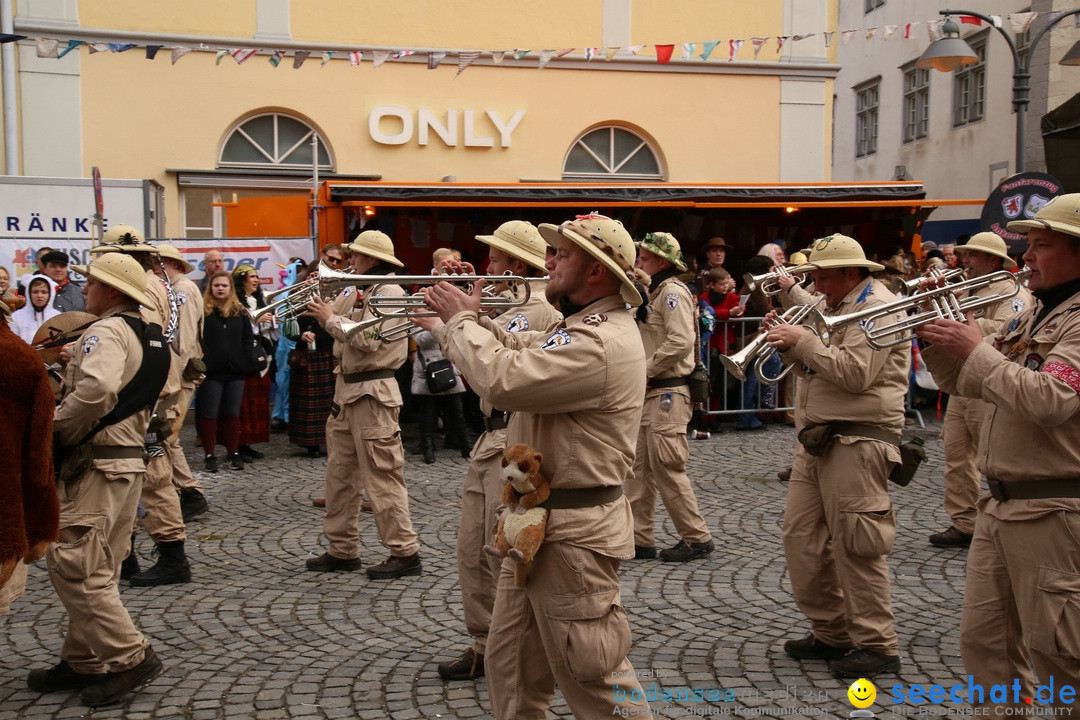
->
[484, 443, 550, 588]
[0, 316, 59, 605]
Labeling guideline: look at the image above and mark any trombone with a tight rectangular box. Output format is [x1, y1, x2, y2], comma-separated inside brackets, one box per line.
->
[810, 269, 1023, 349]
[718, 298, 824, 385]
[743, 264, 816, 296]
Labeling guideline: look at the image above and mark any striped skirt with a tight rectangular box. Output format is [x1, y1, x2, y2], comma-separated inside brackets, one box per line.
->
[239, 372, 272, 445]
[289, 350, 336, 448]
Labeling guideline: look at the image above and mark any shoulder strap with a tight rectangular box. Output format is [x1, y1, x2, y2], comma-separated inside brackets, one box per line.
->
[98, 314, 171, 427]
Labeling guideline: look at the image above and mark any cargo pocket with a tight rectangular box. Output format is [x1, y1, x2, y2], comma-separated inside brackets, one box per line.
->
[48, 519, 111, 582]
[651, 422, 688, 471]
[545, 588, 631, 682]
[837, 494, 895, 558]
[363, 424, 402, 473]
[1033, 567, 1080, 662]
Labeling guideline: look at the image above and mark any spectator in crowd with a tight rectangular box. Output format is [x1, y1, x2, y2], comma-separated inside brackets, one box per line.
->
[10, 274, 59, 345]
[16, 247, 52, 296]
[0, 265, 11, 295]
[233, 264, 272, 463]
[289, 259, 338, 458]
[41, 250, 85, 313]
[270, 257, 308, 432]
[197, 250, 225, 293]
[696, 236, 729, 291]
[757, 242, 786, 267]
[940, 243, 959, 269]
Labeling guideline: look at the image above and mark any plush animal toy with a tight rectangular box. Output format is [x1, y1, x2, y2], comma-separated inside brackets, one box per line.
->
[484, 443, 550, 587]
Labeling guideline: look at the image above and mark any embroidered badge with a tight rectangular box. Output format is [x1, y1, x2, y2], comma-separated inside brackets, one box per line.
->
[1006, 318, 1020, 333]
[582, 313, 606, 327]
[665, 293, 679, 310]
[1044, 323, 1057, 335]
[1010, 298, 1025, 313]
[1043, 361, 1080, 393]
[540, 329, 571, 350]
[859, 318, 876, 333]
[1025, 353, 1044, 371]
[856, 284, 872, 303]
[176, 291, 188, 306]
[82, 336, 99, 355]
[506, 313, 529, 333]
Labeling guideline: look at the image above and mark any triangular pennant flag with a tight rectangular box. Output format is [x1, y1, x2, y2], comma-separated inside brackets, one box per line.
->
[627, 45, 644, 55]
[555, 48, 574, 58]
[865, 28, 877, 40]
[492, 51, 506, 63]
[701, 41, 720, 60]
[537, 49, 555, 69]
[750, 37, 768, 59]
[456, 51, 480, 76]
[989, 15, 1002, 28]
[604, 47, 619, 61]
[842, 29, 856, 44]
[293, 50, 310, 68]
[231, 48, 258, 64]
[428, 51, 447, 69]
[108, 43, 136, 53]
[584, 47, 597, 60]
[58, 39, 84, 59]
[215, 49, 229, 65]
[792, 34, 813, 41]
[269, 49, 285, 67]
[88, 43, 109, 54]
[0, 34, 26, 44]
[349, 51, 363, 66]
[145, 45, 161, 60]
[960, 15, 982, 26]
[513, 49, 530, 60]
[321, 51, 334, 66]
[728, 39, 744, 61]
[36, 38, 59, 58]
[371, 50, 389, 68]
[776, 36, 788, 53]
[823, 32, 835, 47]
[654, 44, 674, 64]
[904, 23, 913, 39]
[928, 21, 944, 43]
[681, 43, 695, 61]
[1009, 12, 1037, 34]
[392, 50, 415, 60]
[883, 25, 897, 39]
[171, 46, 192, 64]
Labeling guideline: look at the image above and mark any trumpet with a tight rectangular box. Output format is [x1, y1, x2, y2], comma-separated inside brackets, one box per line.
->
[743, 264, 816, 296]
[887, 266, 965, 297]
[810, 269, 1023, 349]
[718, 298, 824, 385]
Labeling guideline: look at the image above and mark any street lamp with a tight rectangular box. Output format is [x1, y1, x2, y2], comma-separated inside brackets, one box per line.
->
[915, 8, 1080, 172]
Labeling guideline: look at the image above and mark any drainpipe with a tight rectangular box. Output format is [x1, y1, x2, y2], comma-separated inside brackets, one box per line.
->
[1, 0, 17, 174]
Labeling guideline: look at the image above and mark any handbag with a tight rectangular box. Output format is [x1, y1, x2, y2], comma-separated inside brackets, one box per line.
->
[418, 350, 456, 393]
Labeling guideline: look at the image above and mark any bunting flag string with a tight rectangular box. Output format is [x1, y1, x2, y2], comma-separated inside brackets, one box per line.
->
[455, 51, 479, 77]
[58, 39, 83, 58]
[370, 50, 388, 68]
[231, 48, 258, 64]
[728, 39, 743, 61]
[349, 50, 364, 66]
[750, 37, 767, 59]
[700, 40, 719, 61]
[537, 49, 555, 69]
[171, 46, 191, 64]
[655, 44, 674, 64]
[427, 51, 447, 69]
[491, 51, 506, 64]
[681, 43, 695, 61]
[145, 45, 161, 60]
[604, 47, 619, 61]
[268, 49, 285, 67]
[292, 50, 310, 68]
[321, 51, 334, 66]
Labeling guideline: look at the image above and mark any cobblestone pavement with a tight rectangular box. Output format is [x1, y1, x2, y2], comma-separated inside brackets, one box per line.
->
[1, 414, 977, 720]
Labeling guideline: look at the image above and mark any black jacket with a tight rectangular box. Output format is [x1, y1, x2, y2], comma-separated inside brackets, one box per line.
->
[201, 308, 257, 378]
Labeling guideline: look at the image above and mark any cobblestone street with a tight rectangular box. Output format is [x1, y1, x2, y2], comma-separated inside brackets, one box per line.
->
[1, 415, 974, 720]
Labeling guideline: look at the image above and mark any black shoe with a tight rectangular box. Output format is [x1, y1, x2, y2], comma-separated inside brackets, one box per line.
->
[27, 661, 105, 693]
[227, 453, 245, 470]
[80, 646, 163, 707]
[777, 467, 792, 482]
[366, 553, 422, 579]
[633, 545, 657, 560]
[179, 489, 209, 522]
[238, 445, 264, 461]
[437, 648, 484, 681]
[203, 454, 219, 473]
[929, 526, 973, 548]
[129, 542, 191, 587]
[305, 446, 326, 458]
[659, 539, 715, 562]
[305, 552, 362, 572]
[828, 648, 901, 679]
[120, 552, 141, 581]
[783, 634, 851, 660]
[270, 420, 288, 433]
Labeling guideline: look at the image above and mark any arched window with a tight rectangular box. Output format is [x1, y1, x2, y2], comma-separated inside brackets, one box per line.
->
[562, 126, 663, 180]
[220, 112, 332, 170]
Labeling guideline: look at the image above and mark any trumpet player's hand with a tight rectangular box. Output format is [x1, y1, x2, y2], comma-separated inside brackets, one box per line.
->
[766, 322, 805, 351]
[436, 260, 477, 277]
[306, 295, 334, 327]
[422, 279, 482, 323]
[776, 274, 798, 292]
[915, 313, 982, 360]
[411, 316, 441, 333]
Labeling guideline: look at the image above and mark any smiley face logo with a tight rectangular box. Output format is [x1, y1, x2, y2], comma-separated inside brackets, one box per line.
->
[847, 678, 876, 708]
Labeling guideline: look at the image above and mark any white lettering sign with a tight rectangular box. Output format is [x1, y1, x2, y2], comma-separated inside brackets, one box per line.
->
[369, 107, 524, 148]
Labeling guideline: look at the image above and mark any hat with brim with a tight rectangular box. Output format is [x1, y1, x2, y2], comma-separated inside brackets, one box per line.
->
[1007, 193, 1080, 241]
[956, 232, 1017, 269]
[704, 237, 729, 250]
[636, 232, 687, 272]
[805, 234, 884, 271]
[475, 220, 548, 272]
[344, 230, 404, 268]
[537, 214, 642, 307]
[156, 244, 195, 273]
[92, 224, 158, 254]
[72, 253, 154, 308]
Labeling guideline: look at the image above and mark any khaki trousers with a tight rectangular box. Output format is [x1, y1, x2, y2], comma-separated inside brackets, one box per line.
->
[782, 441, 899, 654]
[168, 384, 202, 493]
[140, 453, 186, 543]
[486, 542, 652, 719]
[628, 392, 711, 547]
[940, 396, 984, 534]
[960, 508, 1078, 709]
[457, 429, 508, 656]
[323, 396, 419, 558]
[47, 468, 149, 674]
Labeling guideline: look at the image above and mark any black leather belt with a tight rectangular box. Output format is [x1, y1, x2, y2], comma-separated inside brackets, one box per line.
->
[342, 369, 396, 383]
[540, 485, 624, 509]
[649, 377, 688, 389]
[830, 422, 900, 447]
[987, 477, 1080, 502]
[483, 410, 510, 432]
[92, 445, 148, 460]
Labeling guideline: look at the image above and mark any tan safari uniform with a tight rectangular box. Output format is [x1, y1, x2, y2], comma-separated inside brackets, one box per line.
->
[780, 278, 909, 656]
[940, 276, 1032, 534]
[925, 286, 1080, 709]
[49, 306, 154, 674]
[456, 286, 560, 658]
[628, 275, 712, 548]
[165, 273, 205, 495]
[434, 294, 653, 719]
[321, 282, 418, 560]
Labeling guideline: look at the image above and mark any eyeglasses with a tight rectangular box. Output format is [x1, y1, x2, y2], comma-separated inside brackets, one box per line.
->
[322, 255, 343, 265]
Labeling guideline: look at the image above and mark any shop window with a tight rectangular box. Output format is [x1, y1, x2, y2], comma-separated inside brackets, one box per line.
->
[902, 63, 930, 143]
[562, 126, 663, 181]
[220, 113, 332, 170]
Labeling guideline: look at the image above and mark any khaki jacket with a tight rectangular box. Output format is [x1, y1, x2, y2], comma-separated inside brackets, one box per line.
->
[924, 287, 1080, 519]
[783, 278, 910, 434]
[967, 274, 1034, 338]
[639, 275, 695, 393]
[434, 294, 645, 557]
[324, 283, 408, 406]
[170, 274, 204, 380]
[142, 269, 181, 402]
[55, 305, 151, 474]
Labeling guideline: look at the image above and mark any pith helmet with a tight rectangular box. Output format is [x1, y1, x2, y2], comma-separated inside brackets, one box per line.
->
[956, 232, 1016, 269]
[806, 234, 884, 272]
[537, 213, 642, 306]
[345, 230, 404, 268]
[156, 244, 195, 273]
[637, 232, 687, 272]
[1007, 193, 1080, 240]
[72, 252, 153, 308]
[92, 224, 158, 254]
[475, 220, 547, 272]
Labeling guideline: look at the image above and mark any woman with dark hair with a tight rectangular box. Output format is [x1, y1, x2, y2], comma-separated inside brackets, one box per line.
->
[288, 257, 338, 457]
[233, 264, 273, 462]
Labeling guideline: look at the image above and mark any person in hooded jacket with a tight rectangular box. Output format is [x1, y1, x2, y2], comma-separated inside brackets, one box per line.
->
[11, 274, 60, 345]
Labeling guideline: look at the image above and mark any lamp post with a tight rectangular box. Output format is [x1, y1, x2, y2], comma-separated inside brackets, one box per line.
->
[916, 8, 1080, 173]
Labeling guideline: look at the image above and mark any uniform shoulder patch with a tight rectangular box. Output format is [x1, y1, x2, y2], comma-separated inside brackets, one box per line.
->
[665, 292, 679, 310]
[540, 328, 571, 350]
[341, 287, 354, 298]
[1006, 318, 1020, 333]
[176, 291, 188, 306]
[1011, 298, 1025, 313]
[82, 336, 99, 355]
[506, 313, 529, 333]
[582, 313, 607, 327]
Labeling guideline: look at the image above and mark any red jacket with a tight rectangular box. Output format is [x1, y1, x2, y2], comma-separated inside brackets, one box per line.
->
[700, 290, 740, 353]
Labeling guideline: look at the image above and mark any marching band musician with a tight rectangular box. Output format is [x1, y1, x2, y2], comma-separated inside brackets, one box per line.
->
[765, 234, 909, 679]
[303, 230, 422, 580]
[917, 194, 1080, 710]
[928, 232, 1033, 549]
